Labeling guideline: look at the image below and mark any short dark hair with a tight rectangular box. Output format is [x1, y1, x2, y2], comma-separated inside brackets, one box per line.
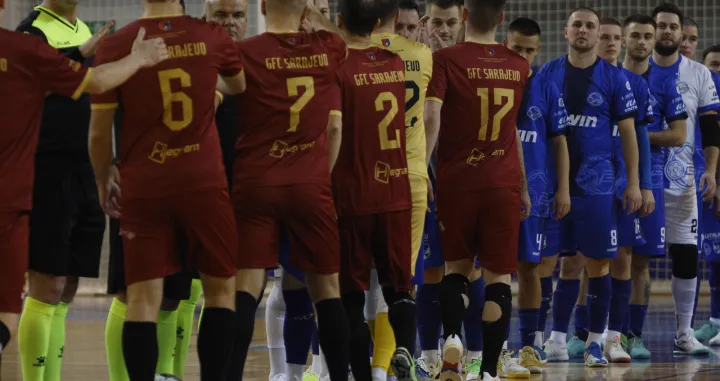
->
[341, 0, 392, 36]
[465, 0, 505, 33]
[398, 0, 419, 14]
[651, 2, 684, 26]
[600, 17, 621, 27]
[427, 0, 462, 11]
[703, 44, 720, 61]
[685, 17, 698, 28]
[568, 7, 600, 21]
[508, 17, 541, 37]
[623, 14, 656, 30]
[378, 0, 404, 24]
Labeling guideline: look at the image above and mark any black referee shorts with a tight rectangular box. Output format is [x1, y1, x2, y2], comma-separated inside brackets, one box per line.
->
[107, 218, 193, 301]
[29, 157, 105, 278]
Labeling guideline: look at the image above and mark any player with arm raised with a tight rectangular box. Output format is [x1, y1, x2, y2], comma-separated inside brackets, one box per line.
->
[540, 7, 641, 368]
[649, 3, 719, 355]
[423, 1, 529, 380]
[0, 1, 168, 373]
[230, 1, 350, 380]
[88, 1, 247, 380]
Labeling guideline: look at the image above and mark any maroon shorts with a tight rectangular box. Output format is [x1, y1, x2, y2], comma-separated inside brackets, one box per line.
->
[0, 213, 29, 314]
[120, 189, 237, 285]
[436, 187, 521, 274]
[339, 210, 412, 294]
[233, 183, 339, 274]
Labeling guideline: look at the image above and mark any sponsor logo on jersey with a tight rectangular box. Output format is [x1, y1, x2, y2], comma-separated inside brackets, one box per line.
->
[677, 81, 690, 94]
[527, 106, 542, 121]
[518, 129, 538, 143]
[588, 92, 604, 107]
[568, 114, 598, 127]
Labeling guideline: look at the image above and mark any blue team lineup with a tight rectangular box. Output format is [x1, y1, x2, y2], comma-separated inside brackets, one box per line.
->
[2, 0, 720, 381]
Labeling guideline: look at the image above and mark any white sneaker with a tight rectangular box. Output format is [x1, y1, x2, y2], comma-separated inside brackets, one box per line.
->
[709, 330, 720, 346]
[604, 336, 631, 363]
[543, 339, 569, 362]
[439, 335, 463, 381]
[482, 372, 500, 381]
[673, 330, 713, 356]
[414, 357, 438, 380]
[270, 374, 290, 381]
[497, 350, 530, 379]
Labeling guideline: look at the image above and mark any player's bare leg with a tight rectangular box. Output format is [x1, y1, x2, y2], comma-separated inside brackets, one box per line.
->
[605, 247, 632, 362]
[545, 255, 584, 361]
[123, 278, 164, 381]
[583, 256, 612, 367]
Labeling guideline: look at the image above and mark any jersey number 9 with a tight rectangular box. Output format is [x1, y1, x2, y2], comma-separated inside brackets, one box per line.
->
[477, 87, 514, 141]
[158, 69, 193, 131]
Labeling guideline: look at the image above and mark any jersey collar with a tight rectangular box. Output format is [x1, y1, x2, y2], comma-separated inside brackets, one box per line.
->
[35, 5, 78, 32]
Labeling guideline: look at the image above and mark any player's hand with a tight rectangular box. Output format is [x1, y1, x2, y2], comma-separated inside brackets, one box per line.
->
[428, 29, 447, 52]
[102, 165, 122, 218]
[79, 20, 115, 58]
[520, 189, 531, 222]
[553, 190, 571, 221]
[426, 178, 434, 212]
[299, 18, 314, 33]
[413, 16, 429, 45]
[623, 184, 642, 214]
[700, 170, 717, 202]
[640, 189, 656, 217]
[131, 28, 169, 68]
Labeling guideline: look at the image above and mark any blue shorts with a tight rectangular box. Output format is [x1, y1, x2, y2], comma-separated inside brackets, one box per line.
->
[700, 201, 720, 263]
[541, 217, 560, 257]
[278, 231, 305, 283]
[421, 200, 444, 270]
[634, 188, 666, 256]
[518, 216, 545, 263]
[560, 195, 619, 259]
[617, 200, 645, 247]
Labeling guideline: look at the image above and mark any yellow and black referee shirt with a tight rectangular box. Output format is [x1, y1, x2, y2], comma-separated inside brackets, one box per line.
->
[16, 6, 93, 158]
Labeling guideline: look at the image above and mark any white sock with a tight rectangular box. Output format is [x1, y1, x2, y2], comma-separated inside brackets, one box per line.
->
[502, 340, 508, 350]
[269, 348, 287, 379]
[549, 331, 567, 345]
[534, 331, 544, 347]
[319, 348, 329, 378]
[287, 363, 305, 380]
[588, 332, 603, 346]
[671, 276, 697, 335]
[421, 349, 438, 364]
[711, 317, 720, 325]
[467, 350, 482, 361]
[266, 284, 287, 378]
[371, 367, 387, 381]
[311, 354, 322, 375]
[365, 269, 380, 320]
[606, 330, 622, 342]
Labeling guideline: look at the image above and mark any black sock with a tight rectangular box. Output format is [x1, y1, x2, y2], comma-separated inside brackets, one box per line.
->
[226, 292, 259, 381]
[198, 307, 236, 381]
[342, 292, 371, 381]
[0, 320, 10, 369]
[481, 283, 512, 378]
[316, 298, 350, 381]
[123, 321, 158, 381]
[384, 288, 417, 353]
[439, 273, 469, 339]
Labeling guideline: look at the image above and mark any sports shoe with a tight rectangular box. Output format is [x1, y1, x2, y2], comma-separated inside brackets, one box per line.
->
[584, 342, 608, 367]
[463, 358, 481, 381]
[391, 347, 417, 381]
[543, 339, 569, 362]
[604, 336, 631, 363]
[439, 335, 463, 381]
[518, 346, 544, 374]
[482, 372, 500, 381]
[673, 330, 713, 356]
[567, 336, 585, 359]
[414, 358, 436, 381]
[155, 375, 182, 381]
[709, 330, 720, 346]
[627, 336, 651, 359]
[302, 369, 319, 381]
[497, 350, 530, 379]
[694, 320, 720, 342]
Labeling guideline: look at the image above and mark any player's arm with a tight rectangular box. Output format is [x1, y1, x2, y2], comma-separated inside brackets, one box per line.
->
[515, 129, 531, 221]
[216, 72, 246, 95]
[700, 110, 720, 201]
[214, 90, 224, 110]
[618, 117, 641, 213]
[551, 135, 570, 219]
[327, 114, 342, 171]
[648, 119, 686, 146]
[424, 100, 441, 164]
[88, 108, 117, 214]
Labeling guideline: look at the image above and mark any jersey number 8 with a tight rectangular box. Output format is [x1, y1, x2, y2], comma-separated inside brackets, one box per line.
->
[477, 87, 514, 141]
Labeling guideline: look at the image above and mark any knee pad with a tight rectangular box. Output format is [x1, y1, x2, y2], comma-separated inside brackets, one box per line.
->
[483, 283, 512, 322]
[439, 273, 469, 309]
[380, 287, 412, 307]
[670, 244, 699, 279]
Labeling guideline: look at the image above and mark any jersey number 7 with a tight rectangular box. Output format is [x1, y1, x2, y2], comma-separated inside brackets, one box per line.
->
[287, 77, 315, 132]
[477, 87, 514, 141]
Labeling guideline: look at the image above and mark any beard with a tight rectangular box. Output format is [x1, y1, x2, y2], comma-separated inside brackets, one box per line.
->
[655, 40, 679, 56]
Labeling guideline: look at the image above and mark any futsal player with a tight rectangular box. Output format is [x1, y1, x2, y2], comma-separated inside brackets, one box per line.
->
[15, 2, 110, 379]
[230, 1, 350, 380]
[649, 3, 719, 355]
[425, 1, 530, 380]
[394, 0, 421, 40]
[503, 17, 570, 374]
[620, 14, 688, 359]
[0, 3, 168, 375]
[423, 0, 463, 52]
[540, 7, 642, 367]
[89, 1, 248, 380]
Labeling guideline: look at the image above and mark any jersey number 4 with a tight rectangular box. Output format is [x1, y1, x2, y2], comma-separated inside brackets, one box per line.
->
[158, 69, 193, 131]
[477, 88, 514, 141]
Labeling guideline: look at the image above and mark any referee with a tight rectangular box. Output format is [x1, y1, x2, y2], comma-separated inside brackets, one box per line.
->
[15, 3, 110, 381]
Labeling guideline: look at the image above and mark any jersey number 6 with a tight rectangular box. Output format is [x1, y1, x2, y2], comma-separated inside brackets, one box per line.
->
[477, 87, 514, 141]
[158, 68, 193, 131]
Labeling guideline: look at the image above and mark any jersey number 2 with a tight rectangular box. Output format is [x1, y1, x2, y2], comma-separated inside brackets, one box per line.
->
[158, 69, 193, 131]
[287, 77, 315, 132]
[376, 92, 401, 150]
[477, 88, 514, 141]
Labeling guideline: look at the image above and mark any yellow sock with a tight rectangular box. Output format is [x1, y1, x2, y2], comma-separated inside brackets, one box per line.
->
[156, 309, 179, 375]
[19, 297, 56, 381]
[174, 278, 203, 378]
[44, 302, 69, 381]
[371, 312, 395, 375]
[105, 298, 129, 381]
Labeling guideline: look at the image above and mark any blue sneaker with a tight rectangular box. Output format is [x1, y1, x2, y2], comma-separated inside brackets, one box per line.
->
[627, 336, 651, 359]
[567, 336, 585, 359]
[694, 321, 720, 342]
[584, 342, 608, 367]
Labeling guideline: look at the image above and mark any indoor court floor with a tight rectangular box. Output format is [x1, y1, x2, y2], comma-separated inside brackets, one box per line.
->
[2, 294, 720, 381]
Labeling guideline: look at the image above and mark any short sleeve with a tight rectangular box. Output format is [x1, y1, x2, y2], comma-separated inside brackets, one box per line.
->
[215, 28, 243, 78]
[27, 38, 91, 101]
[90, 39, 120, 110]
[633, 78, 653, 126]
[664, 79, 688, 122]
[545, 80, 568, 136]
[426, 51, 447, 104]
[420, 46, 433, 93]
[330, 32, 348, 69]
[329, 77, 341, 117]
[611, 70, 638, 121]
[698, 66, 720, 114]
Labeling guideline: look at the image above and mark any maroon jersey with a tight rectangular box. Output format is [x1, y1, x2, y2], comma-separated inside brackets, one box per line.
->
[333, 47, 410, 216]
[0, 29, 91, 212]
[427, 43, 529, 190]
[92, 16, 243, 199]
[233, 31, 347, 188]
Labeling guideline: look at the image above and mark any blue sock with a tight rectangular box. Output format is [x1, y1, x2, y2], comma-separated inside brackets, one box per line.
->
[608, 278, 631, 334]
[519, 309, 538, 348]
[311, 324, 319, 355]
[551, 279, 580, 334]
[628, 304, 648, 338]
[622, 309, 631, 337]
[417, 283, 442, 351]
[710, 263, 720, 319]
[283, 288, 315, 364]
[537, 277, 553, 336]
[574, 305, 588, 341]
[463, 277, 485, 351]
[587, 275, 612, 336]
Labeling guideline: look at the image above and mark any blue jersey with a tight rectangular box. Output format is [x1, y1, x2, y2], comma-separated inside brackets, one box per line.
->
[517, 72, 568, 218]
[539, 56, 638, 196]
[613, 68, 654, 198]
[693, 71, 720, 190]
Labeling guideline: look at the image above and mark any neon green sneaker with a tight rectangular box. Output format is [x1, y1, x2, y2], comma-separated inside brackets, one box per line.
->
[302, 368, 319, 381]
[463, 358, 482, 381]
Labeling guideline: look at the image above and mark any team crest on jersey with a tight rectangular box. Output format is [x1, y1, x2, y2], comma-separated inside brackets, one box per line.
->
[487, 48, 495, 56]
[159, 20, 172, 31]
[382, 38, 391, 47]
[625, 81, 631, 90]
[287, 37, 296, 45]
[587, 92, 604, 107]
[367, 52, 376, 61]
[527, 106, 542, 121]
[649, 94, 658, 107]
[676, 81, 690, 94]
